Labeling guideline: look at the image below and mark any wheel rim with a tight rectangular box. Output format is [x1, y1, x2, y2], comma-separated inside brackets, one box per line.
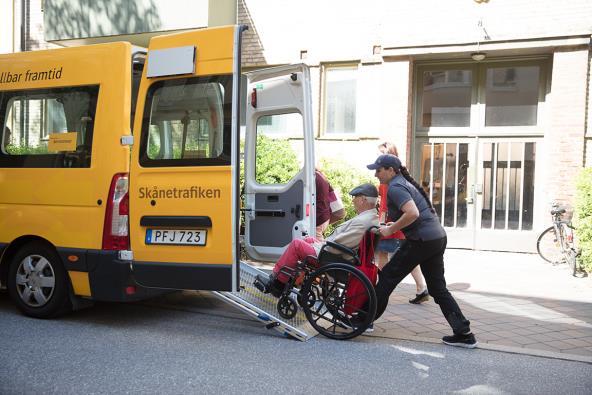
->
[537, 228, 565, 264]
[302, 265, 376, 340]
[277, 296, 298, 319]
[15, 254, 56, 308]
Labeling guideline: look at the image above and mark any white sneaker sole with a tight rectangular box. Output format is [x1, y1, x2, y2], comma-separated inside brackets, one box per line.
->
[442, 340, 478, 349]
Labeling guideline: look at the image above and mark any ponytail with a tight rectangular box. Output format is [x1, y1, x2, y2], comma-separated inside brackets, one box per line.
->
[398, 166, 435, 214]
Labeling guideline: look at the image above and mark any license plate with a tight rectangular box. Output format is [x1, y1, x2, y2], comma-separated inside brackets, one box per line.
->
[145, 229, 207, 246]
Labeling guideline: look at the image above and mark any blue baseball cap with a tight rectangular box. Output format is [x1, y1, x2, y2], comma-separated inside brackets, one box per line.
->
[349, 183, 378, 198]
[367, 154, 402, 170]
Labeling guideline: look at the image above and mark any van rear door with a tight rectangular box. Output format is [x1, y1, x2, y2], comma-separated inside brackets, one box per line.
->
[128, 26, 244, 292]
[243, 64, 315, 261]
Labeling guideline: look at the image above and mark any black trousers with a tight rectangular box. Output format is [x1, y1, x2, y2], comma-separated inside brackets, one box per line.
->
[374, 236, 471, 335]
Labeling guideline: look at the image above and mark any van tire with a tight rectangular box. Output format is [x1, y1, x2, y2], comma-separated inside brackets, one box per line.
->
[7, 242, 72, 318]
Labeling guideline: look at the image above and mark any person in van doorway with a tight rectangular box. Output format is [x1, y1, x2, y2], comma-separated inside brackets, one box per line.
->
[314, 169, 332, 239]
[376, 142, 429, 304]
[255, 183, 379, 294]
[367, 154, 477, 348]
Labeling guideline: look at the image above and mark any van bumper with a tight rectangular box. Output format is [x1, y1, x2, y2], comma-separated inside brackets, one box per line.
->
[59, 248, 167, 302]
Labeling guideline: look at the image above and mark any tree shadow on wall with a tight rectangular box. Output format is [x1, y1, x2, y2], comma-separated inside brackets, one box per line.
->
[44, 0, 161, 41]
[238, 0, 266, 67]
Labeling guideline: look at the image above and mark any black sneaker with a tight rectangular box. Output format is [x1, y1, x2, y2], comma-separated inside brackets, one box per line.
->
[409, 289, 429, 304]
[253, 274, 271, 294]
[442, 333, 477, 349]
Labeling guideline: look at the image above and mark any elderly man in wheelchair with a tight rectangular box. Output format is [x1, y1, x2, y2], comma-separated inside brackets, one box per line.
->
[254, 183, 380, 340]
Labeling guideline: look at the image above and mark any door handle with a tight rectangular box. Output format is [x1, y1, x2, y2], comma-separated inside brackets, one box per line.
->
[254, 209, 285, 217]
[291, 204, 302, 219]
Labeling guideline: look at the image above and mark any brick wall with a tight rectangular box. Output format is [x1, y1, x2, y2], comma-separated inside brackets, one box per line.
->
[238, 0, 592, 66]
[238, 0, 266, 66]
[544, 49, 589, 206]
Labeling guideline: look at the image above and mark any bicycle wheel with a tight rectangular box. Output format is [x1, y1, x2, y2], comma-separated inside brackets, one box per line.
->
[566, 248, 578, 277]
[537, 226, 564, 264]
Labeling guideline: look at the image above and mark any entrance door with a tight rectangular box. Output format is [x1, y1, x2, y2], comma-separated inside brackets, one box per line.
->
[415, 139, 476, 249]
[474, 139, 538, 251]
[129, 26, 243, 292]
[416, 138, 539, 251]
[243, 64, 315, 261]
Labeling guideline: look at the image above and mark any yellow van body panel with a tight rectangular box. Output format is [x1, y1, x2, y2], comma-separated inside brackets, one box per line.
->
[147, 25, 235, 76]
[129, 25, 235, 265]
[0, 43, 132, 250]
[130, 168, 233, 264]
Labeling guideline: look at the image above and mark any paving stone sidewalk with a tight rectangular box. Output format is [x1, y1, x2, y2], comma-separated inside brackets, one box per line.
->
[369, 249, 592, 362]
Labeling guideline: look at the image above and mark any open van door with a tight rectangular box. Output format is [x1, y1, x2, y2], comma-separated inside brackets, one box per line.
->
[243, 64, 315, 261]
[128, 26, 244, 292]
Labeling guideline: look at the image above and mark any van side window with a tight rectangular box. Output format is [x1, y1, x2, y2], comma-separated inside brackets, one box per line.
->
[0, 85, 99, 168]
[139, 76, 232, 167]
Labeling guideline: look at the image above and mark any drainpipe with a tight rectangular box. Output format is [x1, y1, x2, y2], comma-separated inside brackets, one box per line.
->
[20, 0, 27, 51]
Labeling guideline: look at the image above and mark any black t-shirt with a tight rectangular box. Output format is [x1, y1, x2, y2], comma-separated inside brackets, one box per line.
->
[387, 174, 446, 241]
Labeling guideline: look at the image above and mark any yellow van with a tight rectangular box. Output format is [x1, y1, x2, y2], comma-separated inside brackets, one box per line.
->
[0, 25, 316, 318]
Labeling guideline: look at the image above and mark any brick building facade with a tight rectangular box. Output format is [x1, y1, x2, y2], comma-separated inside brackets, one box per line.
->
[238, 0, 592, 252]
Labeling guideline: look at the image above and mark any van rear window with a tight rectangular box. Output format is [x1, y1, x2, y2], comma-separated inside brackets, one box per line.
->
[139, 76, 232, 167]
[0, 85, 99, 168]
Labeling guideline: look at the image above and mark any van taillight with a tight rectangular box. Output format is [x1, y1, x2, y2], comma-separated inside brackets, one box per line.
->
[102, 173, 130, 250]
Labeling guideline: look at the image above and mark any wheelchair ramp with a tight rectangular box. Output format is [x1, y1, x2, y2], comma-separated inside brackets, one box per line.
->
[212, 262, 317, 341]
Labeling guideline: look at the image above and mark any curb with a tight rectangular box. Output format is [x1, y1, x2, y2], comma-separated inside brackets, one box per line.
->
[364, 333, 592, 364]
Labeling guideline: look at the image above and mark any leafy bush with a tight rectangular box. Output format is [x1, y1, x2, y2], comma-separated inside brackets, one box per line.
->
[254, 135, 300, 184]
[239, 135, 300, 188]
[6, 145, 49, 155]
[241, 136, 376, 236]
[574, 167, 592, 273]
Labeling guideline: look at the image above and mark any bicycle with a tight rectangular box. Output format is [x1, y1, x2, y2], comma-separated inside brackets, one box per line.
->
[536, 203, 580, 276]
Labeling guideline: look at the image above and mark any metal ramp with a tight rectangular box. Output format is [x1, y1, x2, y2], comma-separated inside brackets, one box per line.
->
[212, 262, 317, 341]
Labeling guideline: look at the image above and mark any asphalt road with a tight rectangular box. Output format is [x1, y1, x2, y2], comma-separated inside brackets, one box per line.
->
[1, 292, 590, 395]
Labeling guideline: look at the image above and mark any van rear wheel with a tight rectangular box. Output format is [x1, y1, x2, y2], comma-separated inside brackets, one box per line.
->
[7, 242, 71, 318]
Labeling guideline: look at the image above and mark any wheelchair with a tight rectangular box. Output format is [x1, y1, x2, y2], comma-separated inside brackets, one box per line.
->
[254, 229, 378, 340]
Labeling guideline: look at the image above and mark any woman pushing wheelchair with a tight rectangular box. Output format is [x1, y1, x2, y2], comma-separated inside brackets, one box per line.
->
[367, 154, 477, 348]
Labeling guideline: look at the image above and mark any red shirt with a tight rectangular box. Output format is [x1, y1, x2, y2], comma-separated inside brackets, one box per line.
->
[379, 184, 405, 240]
[315, 170, 331, 224]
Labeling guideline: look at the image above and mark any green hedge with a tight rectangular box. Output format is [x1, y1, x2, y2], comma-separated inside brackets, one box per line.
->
[254, 135, 300, 184]
[241, 135, 376, 236]
[574, 167, 592, 273]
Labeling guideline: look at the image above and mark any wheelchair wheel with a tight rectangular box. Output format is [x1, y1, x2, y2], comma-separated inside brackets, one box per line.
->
[277, 295, 298, 319]
[300, 263, 377, 340]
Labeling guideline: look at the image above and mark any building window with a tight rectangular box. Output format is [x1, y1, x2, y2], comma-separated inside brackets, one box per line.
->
[416, 60, 545, 132]
[323, 65, 357, 134]
[421, 70, 472, 127]
[485, 66, 540, 126]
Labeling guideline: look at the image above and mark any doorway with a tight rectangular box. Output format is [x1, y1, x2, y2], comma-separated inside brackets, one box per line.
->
[415, 138, 539, 251]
